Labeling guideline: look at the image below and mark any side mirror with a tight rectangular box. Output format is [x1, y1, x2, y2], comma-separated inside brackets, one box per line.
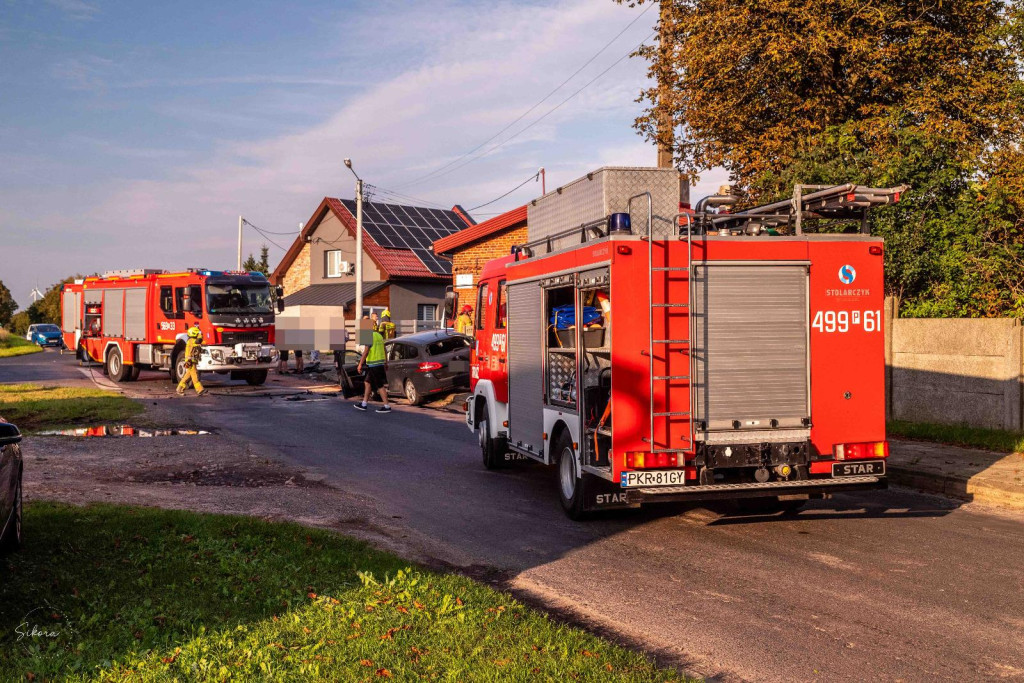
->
[0, 422, 22, 446]
[443, 288, 456, 323]
[182, 293, 191, 312]
[276, 286, 285, 313]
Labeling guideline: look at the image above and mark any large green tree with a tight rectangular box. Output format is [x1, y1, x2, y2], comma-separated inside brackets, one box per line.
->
[0, 280, 16, 329]
[623, 0, 1024, 316]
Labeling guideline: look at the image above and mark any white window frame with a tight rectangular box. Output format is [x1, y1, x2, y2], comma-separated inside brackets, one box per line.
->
[326, 250, 343, 278]
[362, 306, 385, 318]
[417, 304, 438, 322]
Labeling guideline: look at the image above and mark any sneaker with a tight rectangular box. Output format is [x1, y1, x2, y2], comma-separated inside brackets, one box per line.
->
[353, 403, 367, 411]
[376, 405, 392, 413]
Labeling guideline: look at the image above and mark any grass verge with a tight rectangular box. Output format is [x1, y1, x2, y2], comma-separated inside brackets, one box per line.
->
[888, 420, 1024, 454]
[0, 383, 143, 432]
[0, 332, 43, 359]
[0, 503, 691, 681]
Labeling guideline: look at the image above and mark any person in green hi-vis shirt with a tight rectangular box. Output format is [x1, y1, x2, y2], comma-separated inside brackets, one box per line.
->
[354, 322, 391, 414]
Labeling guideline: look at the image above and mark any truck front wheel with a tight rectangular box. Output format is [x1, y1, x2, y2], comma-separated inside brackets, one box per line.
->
[555, 432, 590, 520]
[245, 369, 268, 386]
[171, 352, 187, 384]
[480, 417, 508, 470]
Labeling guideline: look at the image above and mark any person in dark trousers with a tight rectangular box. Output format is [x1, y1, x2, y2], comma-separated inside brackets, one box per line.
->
[354, 326, 390, 413]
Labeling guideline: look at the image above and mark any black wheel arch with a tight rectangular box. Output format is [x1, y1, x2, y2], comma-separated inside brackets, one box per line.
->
[549, 420, 572, 464]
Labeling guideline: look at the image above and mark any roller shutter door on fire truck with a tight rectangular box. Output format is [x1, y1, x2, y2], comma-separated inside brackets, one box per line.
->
[506, 282, 545, 456]
[62, 289, 80, 334]
[103, 289, 124, 338]
[692, 263, 810, 434]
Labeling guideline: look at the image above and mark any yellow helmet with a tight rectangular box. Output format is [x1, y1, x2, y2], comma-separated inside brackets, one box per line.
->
[187, 325, 203, 339]
[381, 309, 391, 318]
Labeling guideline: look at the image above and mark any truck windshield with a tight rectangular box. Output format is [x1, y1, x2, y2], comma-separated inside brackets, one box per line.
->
[206, 284, 272, 315]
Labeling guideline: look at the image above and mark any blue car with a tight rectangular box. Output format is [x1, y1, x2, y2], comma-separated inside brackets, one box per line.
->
[26, 324, 63, 348]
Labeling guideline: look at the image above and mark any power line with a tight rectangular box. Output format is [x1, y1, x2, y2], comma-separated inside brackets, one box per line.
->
[397, 2, 655, 189]
[366, 185, 450, 210]
[467, 172, 540, 212]
[242, 219, 291, 251]
[241, 218, 299, 235]
[408, 31, 656, 186]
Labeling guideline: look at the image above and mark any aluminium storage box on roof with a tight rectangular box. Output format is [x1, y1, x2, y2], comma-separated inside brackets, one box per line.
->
[526, 167, 681, 252]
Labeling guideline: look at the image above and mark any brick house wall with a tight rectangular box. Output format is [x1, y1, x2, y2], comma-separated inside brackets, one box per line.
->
[450, 225, 528, 310]
[281, 242, 311, 297]
[342, 285, 390, 320]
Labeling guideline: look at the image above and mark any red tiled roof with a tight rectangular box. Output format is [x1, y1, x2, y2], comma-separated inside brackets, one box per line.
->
[432, 205, 527, 255]
[272, 197, 468, 284]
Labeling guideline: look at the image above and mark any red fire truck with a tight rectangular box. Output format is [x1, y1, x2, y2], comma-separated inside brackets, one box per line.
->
[465, 167, 903, 518]
[61, 269, 280, 385]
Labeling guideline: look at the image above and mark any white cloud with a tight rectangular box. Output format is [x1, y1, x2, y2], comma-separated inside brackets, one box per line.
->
[44, 0, 99, 20]
[5, 0, 663, 295]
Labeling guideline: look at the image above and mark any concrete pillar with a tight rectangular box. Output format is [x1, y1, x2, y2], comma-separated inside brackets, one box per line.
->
[884, 297, 896, 422]
[1006, 319, 1023, 431]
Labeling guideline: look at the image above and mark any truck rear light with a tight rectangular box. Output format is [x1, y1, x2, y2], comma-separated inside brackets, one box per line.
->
[835, 441, 888, 460]
[869, 245, 883, 255]
[624, 452, 679, 468]
[417, 362, 443, 372]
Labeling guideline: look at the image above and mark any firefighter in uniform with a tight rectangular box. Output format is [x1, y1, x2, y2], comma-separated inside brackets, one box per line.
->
[379, 310, 396, 340]
[176, 325, 208, 397]
[456, 305, 474, 336]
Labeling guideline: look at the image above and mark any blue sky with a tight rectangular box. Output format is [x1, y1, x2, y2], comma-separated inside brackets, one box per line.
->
[1, 0, 727, 308]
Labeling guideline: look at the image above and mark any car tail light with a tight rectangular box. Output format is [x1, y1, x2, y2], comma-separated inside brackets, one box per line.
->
[417, 362, 443, 372]
[834, 441, 889, 460]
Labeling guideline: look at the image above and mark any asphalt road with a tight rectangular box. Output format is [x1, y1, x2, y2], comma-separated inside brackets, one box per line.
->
[4, 350, 1024, 682]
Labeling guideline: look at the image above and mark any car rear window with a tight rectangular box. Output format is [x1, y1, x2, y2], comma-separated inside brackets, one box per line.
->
[426, 337, 470, 356]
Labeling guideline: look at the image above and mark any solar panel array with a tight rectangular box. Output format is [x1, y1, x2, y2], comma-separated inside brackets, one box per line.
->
[339, 199, 467, 275]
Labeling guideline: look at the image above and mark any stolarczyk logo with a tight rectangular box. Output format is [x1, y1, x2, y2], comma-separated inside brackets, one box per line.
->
[838, 264, 857, 285]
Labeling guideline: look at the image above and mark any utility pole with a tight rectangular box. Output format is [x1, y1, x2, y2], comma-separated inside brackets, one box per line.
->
[344, 159, 364, 321]
[237, 215, 243, 270]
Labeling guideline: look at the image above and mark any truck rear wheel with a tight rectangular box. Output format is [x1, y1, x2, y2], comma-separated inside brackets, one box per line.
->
[480, 418, 508, 470]
[106, 347, 130, 382]
[555, 432, 589, 520]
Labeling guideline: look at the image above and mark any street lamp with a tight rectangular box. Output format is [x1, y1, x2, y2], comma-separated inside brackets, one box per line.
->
[344, 158, 364, 324]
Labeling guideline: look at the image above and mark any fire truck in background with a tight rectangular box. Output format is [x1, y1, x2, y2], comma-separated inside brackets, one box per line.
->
[61, 269, 281, 385]
[465, 167, 904, 519]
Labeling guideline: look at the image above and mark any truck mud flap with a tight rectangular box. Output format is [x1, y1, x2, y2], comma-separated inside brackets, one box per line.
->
[624, 475, 886, 504]
[584, 474, 642, 511]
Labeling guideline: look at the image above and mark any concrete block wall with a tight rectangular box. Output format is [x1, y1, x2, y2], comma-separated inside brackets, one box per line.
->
[886, 300, 1024, 430]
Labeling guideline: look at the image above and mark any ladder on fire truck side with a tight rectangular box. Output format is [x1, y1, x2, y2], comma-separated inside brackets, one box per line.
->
[629, 193, 696, 457]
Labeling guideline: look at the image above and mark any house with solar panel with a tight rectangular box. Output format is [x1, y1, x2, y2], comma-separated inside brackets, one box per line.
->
[270, 197, 474, 337]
